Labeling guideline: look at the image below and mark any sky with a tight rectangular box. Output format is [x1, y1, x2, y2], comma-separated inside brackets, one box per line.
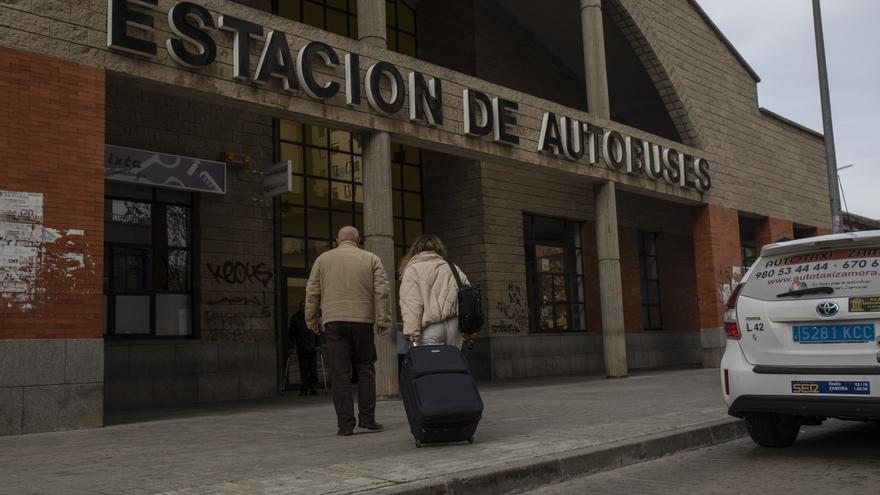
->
[697, 0, 880, 219]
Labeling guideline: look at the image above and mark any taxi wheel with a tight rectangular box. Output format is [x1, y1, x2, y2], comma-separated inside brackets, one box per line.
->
[745, 412, 801, 448]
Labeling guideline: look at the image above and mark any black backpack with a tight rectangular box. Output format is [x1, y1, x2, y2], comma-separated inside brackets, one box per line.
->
[445, 259, 483, 334]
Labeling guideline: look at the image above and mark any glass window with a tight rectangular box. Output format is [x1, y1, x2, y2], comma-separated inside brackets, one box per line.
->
[391, 144, 423, 259]
[276, 0, 416, 58]
[280, 143, 304, 175]
[330, 129, 351, 153]
[281, 205, 305, 236]
[397, 2, 415, 32]
[112, 247, 152, 291]
[403, 165, 420, 191]
[166, 206, 189, 247]
[159, 249, 190, 292]
[115, 295, 150, 335]
[307, 177, 329, 207]
[155, 294, 192, 336]
[104, 187, 193, 337]
[386, 29, 398, 52]
[306, 147, 329, 177]
[307, 208, 330, 238]
[281, 176, 305, 206]
[303, 1, 325, 28]
[639, 231, 663, 330]
[326, 0, 346, 10]
[331, 180, 354, 210]
[398, 33, 416, 58]
[282, 237, 307, 268]
[326, 8, 348, 36]
[278, 0, 302, 20]
[330, 153, 353, 181]
[524, 215, 585, 332]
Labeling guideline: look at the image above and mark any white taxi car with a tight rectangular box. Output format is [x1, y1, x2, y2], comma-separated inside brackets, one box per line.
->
[721, 231, 880, 447]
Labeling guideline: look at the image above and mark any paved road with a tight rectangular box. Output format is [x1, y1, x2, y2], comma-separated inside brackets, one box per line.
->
[524, 419, 880, 495]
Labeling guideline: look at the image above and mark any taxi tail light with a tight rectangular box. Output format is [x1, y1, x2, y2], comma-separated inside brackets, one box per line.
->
[724, 283, 744, 340]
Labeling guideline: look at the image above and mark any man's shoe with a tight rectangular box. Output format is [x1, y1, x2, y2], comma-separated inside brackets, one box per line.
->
[358, 421, 384, 431]
[337, 428, 354, 436]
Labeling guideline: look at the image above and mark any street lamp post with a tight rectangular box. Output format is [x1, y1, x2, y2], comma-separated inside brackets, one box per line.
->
[812, 0, 843, 233]
[837, 164, 854, 230]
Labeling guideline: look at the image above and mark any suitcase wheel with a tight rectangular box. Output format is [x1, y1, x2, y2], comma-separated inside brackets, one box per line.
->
[415, 439, 422, 448]
[467, 437, 474, 444]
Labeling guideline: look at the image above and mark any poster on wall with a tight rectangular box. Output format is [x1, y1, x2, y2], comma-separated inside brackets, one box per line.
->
[105, 145, 227, 194]
[0, 191, 43, 300]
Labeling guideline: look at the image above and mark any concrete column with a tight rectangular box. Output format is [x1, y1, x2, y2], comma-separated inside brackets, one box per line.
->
[356, 0, 396, 399]
[582, 0, 625, 376]
[357, 0, 387, 48]
[594, 182, 627, 377]
[581, 0, 610, 119]
[361, 131, 399, 399]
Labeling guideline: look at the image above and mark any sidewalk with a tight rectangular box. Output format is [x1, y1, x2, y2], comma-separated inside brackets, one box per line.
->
[0, 368, 745, 495]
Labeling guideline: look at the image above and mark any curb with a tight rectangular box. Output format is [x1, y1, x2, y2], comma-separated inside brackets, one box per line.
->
[370, 418, 747, 495]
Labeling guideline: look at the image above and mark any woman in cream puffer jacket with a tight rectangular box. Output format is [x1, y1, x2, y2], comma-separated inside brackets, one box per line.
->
[398, 234, 469, 348]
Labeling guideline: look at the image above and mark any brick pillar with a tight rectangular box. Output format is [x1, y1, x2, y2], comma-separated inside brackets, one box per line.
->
[692, 204, 742, 367]
[0, 48, 105, 435]
[755, 217, 794, 250]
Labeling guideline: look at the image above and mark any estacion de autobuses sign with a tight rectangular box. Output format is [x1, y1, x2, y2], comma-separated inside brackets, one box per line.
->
[107, 0, 712, 192]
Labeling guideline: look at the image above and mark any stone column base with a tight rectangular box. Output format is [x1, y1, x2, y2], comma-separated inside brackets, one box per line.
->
[0, 339, 103, 436]
[700, 327, 726, 368]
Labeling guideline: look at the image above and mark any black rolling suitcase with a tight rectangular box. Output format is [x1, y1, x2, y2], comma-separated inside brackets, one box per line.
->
[400, 344, 483, 447]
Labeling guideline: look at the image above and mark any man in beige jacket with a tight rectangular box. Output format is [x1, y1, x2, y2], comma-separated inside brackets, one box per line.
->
[305, 226, 391, 436]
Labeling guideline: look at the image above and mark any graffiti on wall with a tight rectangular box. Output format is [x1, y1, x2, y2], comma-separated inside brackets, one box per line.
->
[0, 190, 91, 310]
[206, 260, 273, 287]
[206, 292, 272, 318]
[203, 310, 256, 342]
[491, 283, 529, 335]
[203, 259, 274, 341]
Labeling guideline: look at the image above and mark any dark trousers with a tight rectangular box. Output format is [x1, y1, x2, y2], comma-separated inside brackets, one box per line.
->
[324, 322, 376, 430]
[297, 352, 318, 392]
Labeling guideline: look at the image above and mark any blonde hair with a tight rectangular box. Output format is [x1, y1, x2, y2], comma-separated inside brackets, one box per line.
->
[398, 234, 447, 274]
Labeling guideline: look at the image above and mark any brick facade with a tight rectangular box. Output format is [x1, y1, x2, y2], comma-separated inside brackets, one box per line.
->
[0, 48, 105, 435]
[692, 204, 742, 329]
[692, 204, 742, 366]
[0, 47, 104, 339]
[657, 233, 700, 333]
[756, 217, 794, 250]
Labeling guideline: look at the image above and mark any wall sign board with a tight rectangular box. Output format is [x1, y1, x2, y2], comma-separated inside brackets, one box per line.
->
[262, 160, 293, 198]
[104, 144, 227, 194]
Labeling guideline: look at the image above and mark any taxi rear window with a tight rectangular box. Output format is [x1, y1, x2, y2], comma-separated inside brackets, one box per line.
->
[741, 247, 880, 301]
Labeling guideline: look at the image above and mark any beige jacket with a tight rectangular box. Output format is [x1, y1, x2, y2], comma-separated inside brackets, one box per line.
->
[399, 251, 470, 339]
[305, 241, 391, 329]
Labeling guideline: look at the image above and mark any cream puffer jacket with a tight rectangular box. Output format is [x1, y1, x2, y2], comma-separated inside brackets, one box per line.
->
[399, 251, 470, 339]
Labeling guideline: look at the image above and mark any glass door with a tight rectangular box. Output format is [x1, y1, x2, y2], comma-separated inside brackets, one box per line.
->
[282, 276, 308, 392]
